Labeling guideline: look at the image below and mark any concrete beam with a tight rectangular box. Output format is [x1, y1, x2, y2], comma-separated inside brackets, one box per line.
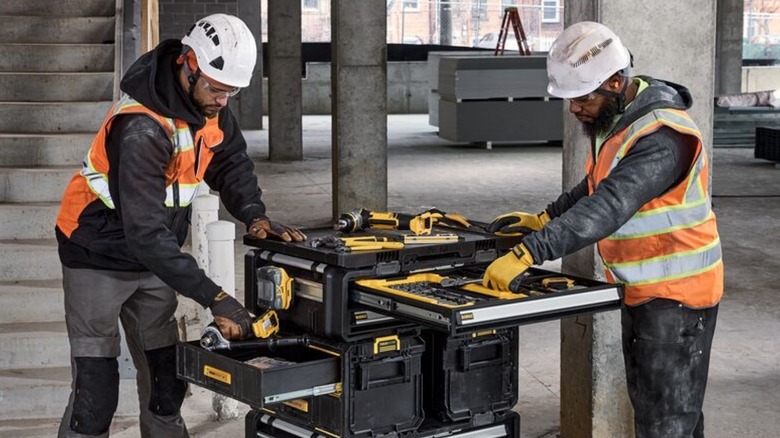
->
[268, 0, 302, 161]
[716, 0, 744, 95]
[331, 0, 388, 218]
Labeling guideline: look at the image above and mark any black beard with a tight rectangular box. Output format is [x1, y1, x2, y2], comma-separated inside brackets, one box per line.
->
[582, 97, 620, 138]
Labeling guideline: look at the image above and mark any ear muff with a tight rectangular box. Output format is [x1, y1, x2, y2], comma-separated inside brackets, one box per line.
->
[177, 51, 200, 85]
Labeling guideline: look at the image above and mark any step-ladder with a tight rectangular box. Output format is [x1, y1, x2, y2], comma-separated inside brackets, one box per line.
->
[495, 6, 531, 56]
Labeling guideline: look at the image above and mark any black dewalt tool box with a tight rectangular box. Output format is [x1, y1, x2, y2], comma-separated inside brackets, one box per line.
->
[243, 225, 520, 341]
[264, 332, 425, 438]
[177, 330, 425, 438]
[244, 226, 622, 340]
[422, 327, 518, 424]
[246, 409, 520, 438]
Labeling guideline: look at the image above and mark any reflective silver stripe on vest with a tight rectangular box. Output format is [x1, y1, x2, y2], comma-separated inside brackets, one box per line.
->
[610, 109, 701, 171]
[81, 152, 115, 209]
[609, 198, 711, 240]
[606, 238, 721, 286]
[683, 153, 705, 203]
[164, 183, 199, 207]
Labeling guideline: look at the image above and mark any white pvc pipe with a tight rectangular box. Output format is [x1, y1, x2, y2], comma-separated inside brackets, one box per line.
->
[192, 194, 219, 272]
[206, 220, 236, 297]
[205, 220, 240, 420]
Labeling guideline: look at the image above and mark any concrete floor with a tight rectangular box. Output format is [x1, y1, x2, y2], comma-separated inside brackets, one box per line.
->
[5, 115, 778, 438]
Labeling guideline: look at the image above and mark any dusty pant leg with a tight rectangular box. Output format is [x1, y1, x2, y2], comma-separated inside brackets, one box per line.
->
[120, 271, 189, 438]
[622, 299, 718, 438]
[58, 267, 140, 438]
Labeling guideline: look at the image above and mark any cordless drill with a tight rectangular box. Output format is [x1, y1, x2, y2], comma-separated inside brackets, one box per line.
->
[334, 208, 434, 235]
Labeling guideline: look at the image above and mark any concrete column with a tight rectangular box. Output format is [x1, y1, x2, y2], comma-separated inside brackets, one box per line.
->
[236, 0, 263, 129]
[560, 2, 717, 437]
[716, 0, 744, 95]
[268, 0, 302, 160]
[331, 0, 388, 218]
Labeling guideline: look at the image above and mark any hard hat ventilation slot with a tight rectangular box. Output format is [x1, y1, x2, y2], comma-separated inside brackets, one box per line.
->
[209, 57, 225, 70]
[571, 38, 613, 68]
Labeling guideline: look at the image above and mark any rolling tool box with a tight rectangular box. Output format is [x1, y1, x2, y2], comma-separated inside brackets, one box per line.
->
[244, 226, 622, 340]
[422, 327, 518, 424]
[265, 332, 425, 438]
[246, 409, 520, 438]
[243, 225, 522, 341]
[177, 330, 425, 438]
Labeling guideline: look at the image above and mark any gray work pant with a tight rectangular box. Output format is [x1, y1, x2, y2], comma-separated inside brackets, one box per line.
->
[58, 266, 189, 437]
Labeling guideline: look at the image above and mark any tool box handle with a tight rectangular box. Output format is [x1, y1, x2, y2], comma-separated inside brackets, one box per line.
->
[458, 338, 507, 372]
[357, 356, 412, 391]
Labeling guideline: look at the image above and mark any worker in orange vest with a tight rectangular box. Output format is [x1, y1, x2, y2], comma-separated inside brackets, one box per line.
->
[55, 14, 305, 437]
[483, 22, 722, 438]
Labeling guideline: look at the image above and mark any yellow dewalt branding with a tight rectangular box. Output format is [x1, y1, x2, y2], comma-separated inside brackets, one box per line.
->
[374, 335, 400, 354]
[283, 399, 309, 412]
[472, 329, 496, 338]
[203, 365, 231, 385]
[354, 312, 368, 320]
[461, 312, 474, 320]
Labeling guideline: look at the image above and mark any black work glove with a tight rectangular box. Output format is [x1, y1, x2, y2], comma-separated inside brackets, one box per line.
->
[209, 291, 253, 340]
[248, 216, 307, 242]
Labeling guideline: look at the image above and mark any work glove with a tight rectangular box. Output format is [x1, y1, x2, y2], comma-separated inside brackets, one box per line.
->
[482, 243, 534, 292]
[248, 216, 307, 242]
[209, 290, 254, 340]
[486, 210, 551, 236]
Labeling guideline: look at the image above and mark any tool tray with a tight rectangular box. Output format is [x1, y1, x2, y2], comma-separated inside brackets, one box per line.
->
[176, 339, 340, 408]
[243, 225, 519, 271]
[244, 225, 522, 341]
[351, 266, 622, 336]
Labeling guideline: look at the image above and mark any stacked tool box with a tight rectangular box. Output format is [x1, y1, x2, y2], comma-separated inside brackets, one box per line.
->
[177, 223, 623, 437]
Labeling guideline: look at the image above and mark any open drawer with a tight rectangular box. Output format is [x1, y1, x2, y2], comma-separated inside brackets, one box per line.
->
[351, 267, 623, 335]
[176, 341, 340, 408]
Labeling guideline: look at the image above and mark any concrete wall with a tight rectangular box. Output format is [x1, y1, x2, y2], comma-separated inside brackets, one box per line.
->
[742, 66, 780, 92]
[261, 61, 429, 115]
[158, 0, 238, 42]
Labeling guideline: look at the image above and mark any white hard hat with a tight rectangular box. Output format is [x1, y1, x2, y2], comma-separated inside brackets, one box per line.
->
[546, 22, 631, 99]
[181, 14, 257, 88]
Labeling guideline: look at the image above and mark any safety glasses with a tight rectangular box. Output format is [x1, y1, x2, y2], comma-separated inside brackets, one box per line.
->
[201, 77, 240, 98]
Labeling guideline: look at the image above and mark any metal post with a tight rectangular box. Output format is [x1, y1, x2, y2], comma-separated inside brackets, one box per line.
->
[206, 220, 241, 420]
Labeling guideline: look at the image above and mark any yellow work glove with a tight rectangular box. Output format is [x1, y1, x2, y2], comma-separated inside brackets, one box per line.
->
[486, 210, 551, 236]
[482, 244, 534, 292]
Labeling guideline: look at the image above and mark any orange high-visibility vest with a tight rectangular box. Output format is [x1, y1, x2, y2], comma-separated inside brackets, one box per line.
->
[57, 94, 224, 237]
[586, 108, 723, 307]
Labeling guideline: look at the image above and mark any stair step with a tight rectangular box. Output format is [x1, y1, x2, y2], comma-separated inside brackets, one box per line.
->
[0, 280, 64, 323]
[0, 101, 112, 133]
[0, 167, 77, 203]
[0, 16, 115, 44]
[0, 239, 61, 281]
[0, 133, 92, 167]
[0, 72, 113, 102]
[0, 367, 138, 421]
[0, 0, 115, 17]
[0, 203, 60, 240]
[0, 322, 70, 369]
[0, 44, 114, 72]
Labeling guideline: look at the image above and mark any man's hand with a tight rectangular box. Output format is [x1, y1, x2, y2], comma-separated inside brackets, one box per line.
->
[248, 217, 306, 242]
[208, 291, 253, 340]
[486, 210, 551, 236]
[483, 244, 534, 292]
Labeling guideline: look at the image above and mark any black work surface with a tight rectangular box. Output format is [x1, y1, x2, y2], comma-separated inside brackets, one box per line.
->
[243, 225, 522, 269]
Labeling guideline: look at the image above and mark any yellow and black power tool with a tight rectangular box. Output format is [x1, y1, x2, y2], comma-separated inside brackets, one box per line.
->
[334, 208, 435, 235]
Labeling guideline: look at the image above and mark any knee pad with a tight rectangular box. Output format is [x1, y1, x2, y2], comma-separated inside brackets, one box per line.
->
[146, 345, 187, 416]
[71, 357, 119, 435]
